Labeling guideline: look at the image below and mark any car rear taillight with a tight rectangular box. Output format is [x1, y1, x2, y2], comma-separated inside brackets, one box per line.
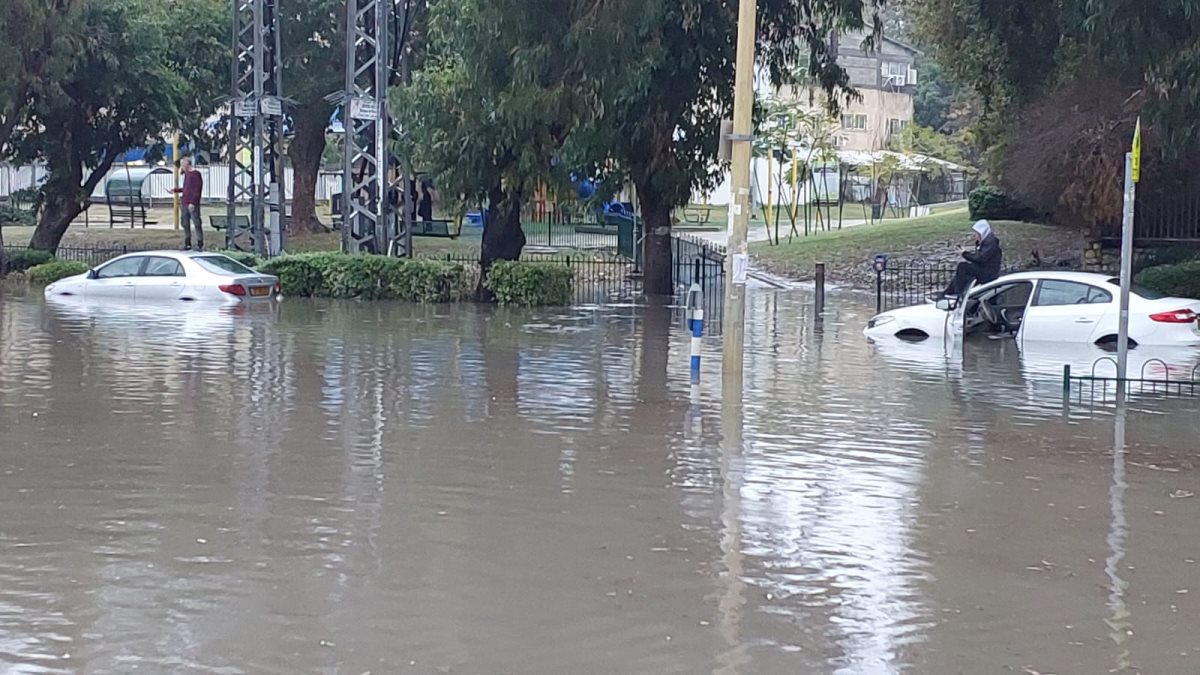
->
[273, 281, 281, 295]
[219, 283, 246, 297]
[1149, 309, 1198, 324]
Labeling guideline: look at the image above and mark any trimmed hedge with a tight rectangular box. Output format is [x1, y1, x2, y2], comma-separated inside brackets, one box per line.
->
[26, 260, 90, 285]
[259, 253, 471, 302]
[4, 248, 53, 274]
[968, 185, 1032, 221]
[484, 260, 573, 306]
[1135, 260, 1200, 299]
[0, 204, 35, 226]
[220, 251, 265, 269]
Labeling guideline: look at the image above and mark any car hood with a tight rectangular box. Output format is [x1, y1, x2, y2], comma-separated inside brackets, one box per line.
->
[873, 302, 947, 324]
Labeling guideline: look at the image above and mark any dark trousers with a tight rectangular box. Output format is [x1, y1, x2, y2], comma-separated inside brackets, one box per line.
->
[945, 261, 986, 297]
[182, 203, 204, 250]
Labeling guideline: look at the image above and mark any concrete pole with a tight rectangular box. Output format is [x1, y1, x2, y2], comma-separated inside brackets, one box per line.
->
[722, 0, 757, 378]
[1116, 152, 1135, 386]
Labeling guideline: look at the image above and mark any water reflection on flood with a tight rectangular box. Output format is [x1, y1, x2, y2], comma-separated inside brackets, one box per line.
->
[1, 288, 1198, 674]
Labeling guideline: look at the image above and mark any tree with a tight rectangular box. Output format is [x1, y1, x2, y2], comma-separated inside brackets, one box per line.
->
[279, 0, 343, 234]
[909, 0, 1200, 227]
[394, 0, 618, 296]
[6, 0, 226, 252]
[575, 0, 884, 295]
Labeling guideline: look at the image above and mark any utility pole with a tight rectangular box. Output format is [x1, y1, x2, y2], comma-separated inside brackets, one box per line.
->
[722, 0, 757, 378]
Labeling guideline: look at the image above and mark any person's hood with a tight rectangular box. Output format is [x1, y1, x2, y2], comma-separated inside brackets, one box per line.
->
[972, 220, 992, 240]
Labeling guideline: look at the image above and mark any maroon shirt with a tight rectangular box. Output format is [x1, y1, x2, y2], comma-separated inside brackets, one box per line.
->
[181, 169, 203, 206]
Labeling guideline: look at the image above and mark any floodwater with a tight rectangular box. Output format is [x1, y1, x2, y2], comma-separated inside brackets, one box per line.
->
[1, 287, 1198, 675]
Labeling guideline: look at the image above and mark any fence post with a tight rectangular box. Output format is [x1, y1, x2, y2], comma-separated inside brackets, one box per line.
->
[875, 268, 883, 315]
[815, 262, 826, 315]
[1062, 365, 1072, 394]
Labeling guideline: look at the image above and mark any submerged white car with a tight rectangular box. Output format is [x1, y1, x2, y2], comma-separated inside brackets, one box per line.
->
[44, 251, 280, 305]
[864, 271, 1200, 347]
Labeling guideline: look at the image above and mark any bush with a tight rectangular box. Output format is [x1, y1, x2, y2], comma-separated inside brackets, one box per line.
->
[219, 250, 264, 269]
[260, 252, 471, 302]
[3, 248, 53, 274]
[1135, 260, 1200, 299]
[26, 260, 90, 285]
[259, 254, 325, 297]
[484, 261, 574, 306]
[1134, 246, 1200, 275]
[0, 204, 35, 226]
[969, 185, 1033, 221]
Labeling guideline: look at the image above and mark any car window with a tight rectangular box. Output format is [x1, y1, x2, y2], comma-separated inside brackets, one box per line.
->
[986, 282, 1032, 307]
[142, 257, 185, 277]
[1035, 280, 1112, 306]
[96, 256, 145, 279]
[194, 255, 255, 276]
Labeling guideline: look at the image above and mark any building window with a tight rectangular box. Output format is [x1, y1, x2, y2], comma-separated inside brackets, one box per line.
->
[887, 118, 910, 135]
[882, 61, 909, 86]
[841, 113, 867, 131]
[831, 136, 849, 148]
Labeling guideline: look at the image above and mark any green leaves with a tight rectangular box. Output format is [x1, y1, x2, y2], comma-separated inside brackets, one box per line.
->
[483, 260, 573, 306]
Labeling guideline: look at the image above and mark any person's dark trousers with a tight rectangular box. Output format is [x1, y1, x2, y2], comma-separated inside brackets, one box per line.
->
[182, 203, 204, 250]
[944, 261, 983, 297]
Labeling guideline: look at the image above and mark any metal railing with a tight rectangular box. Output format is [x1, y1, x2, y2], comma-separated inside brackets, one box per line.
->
[672, 233, 726, 332]
[421, 251, 641, 305]
[1063, 359, 1200, 404]
[875, 262, 956, 313]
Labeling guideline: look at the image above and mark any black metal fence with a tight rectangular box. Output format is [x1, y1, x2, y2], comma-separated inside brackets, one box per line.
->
[672, 233, 726, 332]
[875, 263, 955, 313]
[424, 251, 641, 305]
[1063, 361, 1200, 405]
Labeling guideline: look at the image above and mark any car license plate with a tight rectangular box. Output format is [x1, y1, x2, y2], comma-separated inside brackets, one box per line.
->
[249, 286, 270, 297]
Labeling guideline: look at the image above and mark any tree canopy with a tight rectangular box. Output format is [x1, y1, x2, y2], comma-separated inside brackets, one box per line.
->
[3, 0, 227, 251]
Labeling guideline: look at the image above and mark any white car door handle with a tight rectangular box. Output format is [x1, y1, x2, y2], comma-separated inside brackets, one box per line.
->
[1075, 318, 1096, 323]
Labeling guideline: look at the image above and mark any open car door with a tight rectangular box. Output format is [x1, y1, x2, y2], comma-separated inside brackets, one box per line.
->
[942, 280, 976, 354]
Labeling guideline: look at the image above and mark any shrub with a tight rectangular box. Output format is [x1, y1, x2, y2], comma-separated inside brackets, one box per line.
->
[969, 185, 1032, 221]
[484, 261, 574, 306]
[3, 248, 53, 274]
[260, 252, 471, 302]
[26, 260, 90, 285]
[219, 250, 264, 269]
[0, 204, 35, 226]
[1134, 246, 1200, 275]
[259, 254, 325, 297]
[1135, 260, 1200, 299]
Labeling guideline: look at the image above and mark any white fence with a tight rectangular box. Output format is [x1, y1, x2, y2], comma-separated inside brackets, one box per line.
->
[1, 163, 344, 205]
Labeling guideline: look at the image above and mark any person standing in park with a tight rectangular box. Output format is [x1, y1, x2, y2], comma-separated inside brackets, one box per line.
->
[173, 157, 205, 250]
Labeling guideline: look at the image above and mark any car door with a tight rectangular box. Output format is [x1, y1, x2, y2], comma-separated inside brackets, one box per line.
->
[1020, 279, 1113, 343]
[86, 256, 147, 299]
[137, 256, 187, 300]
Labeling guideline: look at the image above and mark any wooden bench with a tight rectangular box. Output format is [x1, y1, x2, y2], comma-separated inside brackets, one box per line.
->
[209, 215, 250, 231]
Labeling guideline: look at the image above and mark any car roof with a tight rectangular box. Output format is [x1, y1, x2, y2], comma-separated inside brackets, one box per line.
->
[109, 250, 233, 260]
[994, 270, 1117, 284]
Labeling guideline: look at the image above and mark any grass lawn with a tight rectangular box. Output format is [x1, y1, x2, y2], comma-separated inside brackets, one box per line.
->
[750, 208, 1086, 283]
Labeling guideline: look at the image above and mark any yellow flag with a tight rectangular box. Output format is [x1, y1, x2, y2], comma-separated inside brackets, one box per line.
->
[1131, 117, 1142, 183]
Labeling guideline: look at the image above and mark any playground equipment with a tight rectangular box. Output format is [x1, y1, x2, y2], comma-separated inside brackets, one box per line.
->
[105, 166, 172, 229]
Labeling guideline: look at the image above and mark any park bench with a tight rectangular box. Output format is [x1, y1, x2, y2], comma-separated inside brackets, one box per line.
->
[413, 219, 457, 238]
[209, 214, 250, 231]
[681, 206, 712, 224]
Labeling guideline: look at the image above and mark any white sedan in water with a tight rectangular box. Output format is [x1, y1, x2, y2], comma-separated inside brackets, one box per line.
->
[865, 271, 1200, 347]
[44, 251, 281, 304]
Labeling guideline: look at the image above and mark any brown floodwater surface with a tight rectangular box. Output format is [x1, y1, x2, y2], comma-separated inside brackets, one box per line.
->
[0, 288, 1198, 674]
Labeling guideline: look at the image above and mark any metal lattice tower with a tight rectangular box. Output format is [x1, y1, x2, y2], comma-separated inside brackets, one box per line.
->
[341, 0, 410, 257]
[227, 0, 284, 256]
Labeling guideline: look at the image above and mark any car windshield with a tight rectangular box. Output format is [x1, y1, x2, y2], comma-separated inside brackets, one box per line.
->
[1106, 277, 1167, 300]
[195, 255, 256, 276]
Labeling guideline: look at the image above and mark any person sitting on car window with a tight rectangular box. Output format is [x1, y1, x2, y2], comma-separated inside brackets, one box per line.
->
[940, 220, 1003, 298]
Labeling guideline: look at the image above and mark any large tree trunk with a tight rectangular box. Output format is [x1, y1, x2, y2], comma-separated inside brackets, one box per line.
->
[286, 101, 333, 235]
[30, 197, 86, 252]
[477, 182, 525, 301]
[636, 178, 674, 296]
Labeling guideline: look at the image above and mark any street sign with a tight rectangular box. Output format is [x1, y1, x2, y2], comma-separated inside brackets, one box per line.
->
[349, 97, 379, 121]
[1131, 117, 1142, 184]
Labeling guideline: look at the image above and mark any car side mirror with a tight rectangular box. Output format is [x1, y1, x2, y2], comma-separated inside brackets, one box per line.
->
[87, 269, 98, 280]
[935, 298, 952, 311]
